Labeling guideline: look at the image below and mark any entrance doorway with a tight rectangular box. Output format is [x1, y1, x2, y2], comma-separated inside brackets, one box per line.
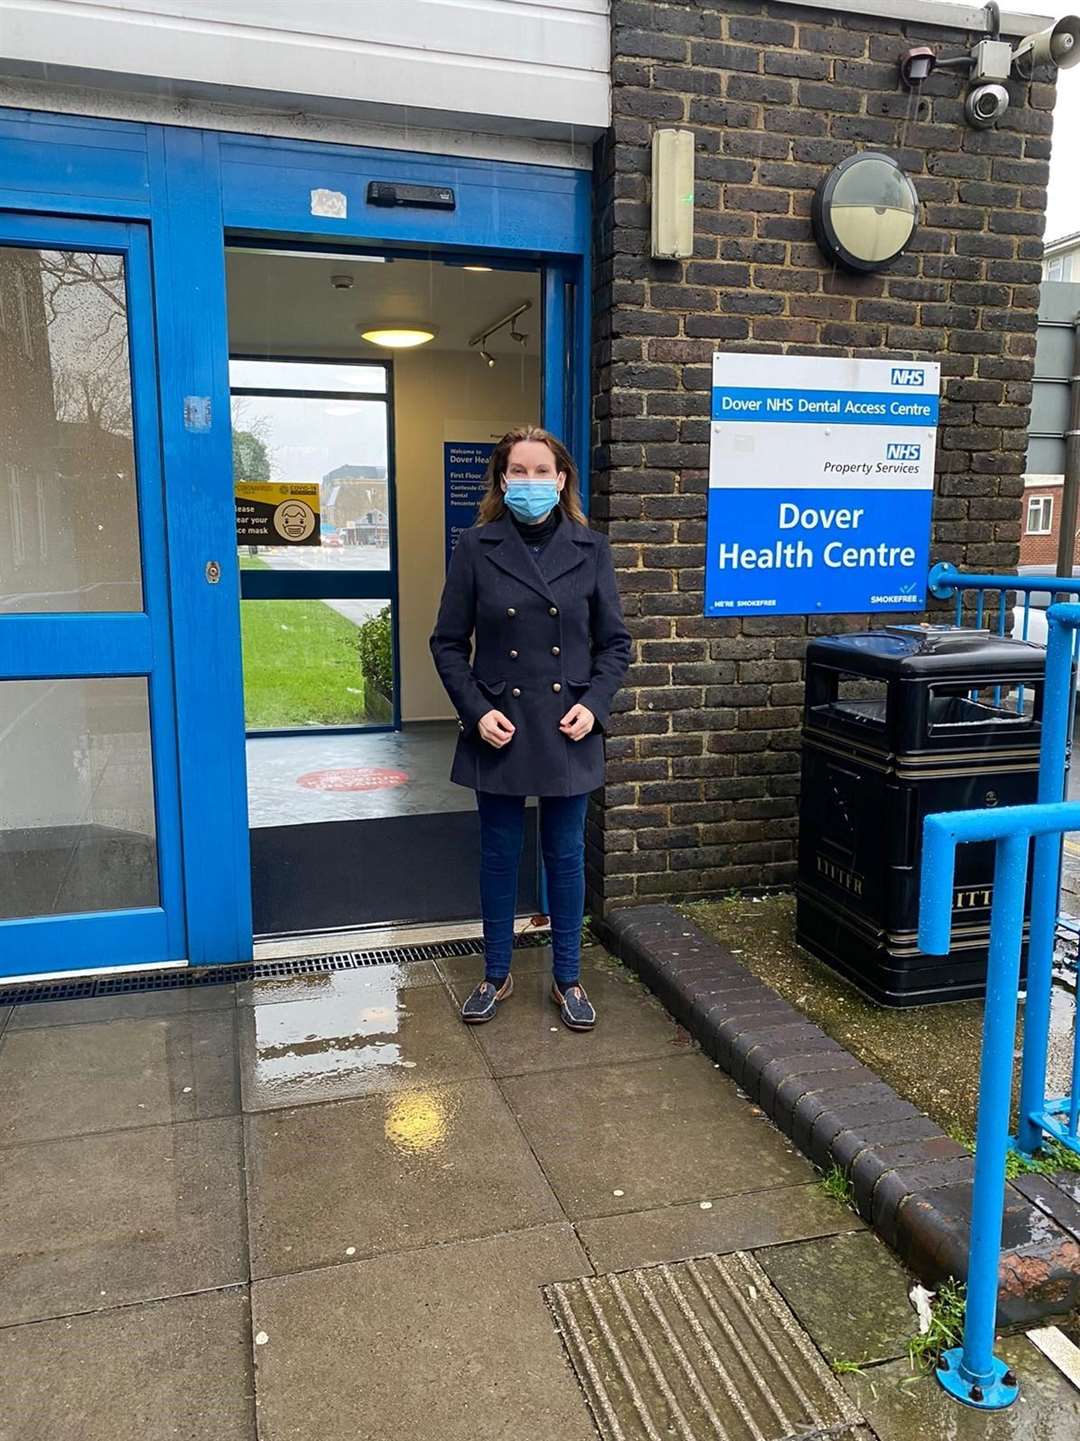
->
[225, 246, 543, 937]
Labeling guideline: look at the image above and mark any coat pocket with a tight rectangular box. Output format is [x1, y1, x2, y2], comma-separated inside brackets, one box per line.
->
[475, 677, 507, 699]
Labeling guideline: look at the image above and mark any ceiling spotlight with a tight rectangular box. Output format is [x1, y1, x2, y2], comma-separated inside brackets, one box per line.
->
[479, 347, 496, 368]
[331, 274, 354, 290]
[510, 324, 528, 345]
[358, 326, 436, 348]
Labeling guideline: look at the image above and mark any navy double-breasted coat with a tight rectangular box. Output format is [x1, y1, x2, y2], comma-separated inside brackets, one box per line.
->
[430, 514, 631, 797]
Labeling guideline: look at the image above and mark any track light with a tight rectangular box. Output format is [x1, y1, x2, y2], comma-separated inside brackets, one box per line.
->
[469, 300, 532, 368]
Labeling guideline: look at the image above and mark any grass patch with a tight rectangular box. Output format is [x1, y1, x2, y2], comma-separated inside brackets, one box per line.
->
[241, 598, 373, 729]
[945, 1125, 1080, 1180]
[907, 1279, 966, 1372]
[818, 1164, 855, 1208]
[830, 1358, 867, 1376]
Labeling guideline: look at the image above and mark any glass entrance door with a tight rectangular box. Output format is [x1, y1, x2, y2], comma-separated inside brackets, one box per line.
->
[0, 214, 184, 977]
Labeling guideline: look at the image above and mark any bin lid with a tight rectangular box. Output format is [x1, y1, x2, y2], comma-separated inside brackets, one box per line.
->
[806, 625, 1046, 678]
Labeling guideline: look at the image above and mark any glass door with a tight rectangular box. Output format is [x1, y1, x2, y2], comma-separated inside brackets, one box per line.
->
[0, 214, 185, 977]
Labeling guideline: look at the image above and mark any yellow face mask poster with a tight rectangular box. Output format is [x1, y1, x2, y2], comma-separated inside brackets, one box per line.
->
[235, 482, 321, 545]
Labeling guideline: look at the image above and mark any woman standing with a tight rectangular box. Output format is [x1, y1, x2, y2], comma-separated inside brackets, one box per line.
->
[430, 426, 631, 1030]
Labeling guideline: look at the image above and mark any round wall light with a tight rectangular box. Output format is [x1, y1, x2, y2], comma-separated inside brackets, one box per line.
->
[812, 153, 919, 274]
[358, 326, 436, 348]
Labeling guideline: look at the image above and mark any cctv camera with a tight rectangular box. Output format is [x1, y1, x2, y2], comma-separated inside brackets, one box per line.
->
[1014, 17, 1080, 72]
[965, 82, 1010, 127]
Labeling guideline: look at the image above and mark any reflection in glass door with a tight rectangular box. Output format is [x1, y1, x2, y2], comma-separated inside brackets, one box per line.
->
[0, 216, 184, 977]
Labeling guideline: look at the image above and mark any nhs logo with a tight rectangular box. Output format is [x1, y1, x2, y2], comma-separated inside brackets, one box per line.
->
[890, 367, 924, 386]
[886, 443, 921, 461]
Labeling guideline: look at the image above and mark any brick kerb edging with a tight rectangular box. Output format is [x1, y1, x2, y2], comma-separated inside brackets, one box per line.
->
[596, 903, 1080, 1327]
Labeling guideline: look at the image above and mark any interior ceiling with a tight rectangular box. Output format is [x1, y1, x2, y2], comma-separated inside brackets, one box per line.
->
[226, 249, 541, 358]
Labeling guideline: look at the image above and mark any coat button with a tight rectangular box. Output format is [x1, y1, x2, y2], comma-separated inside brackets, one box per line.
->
[509, 649, 518, 659]
[552, 682, 562, 693]
[551, 646, 560, 656]
[512, 687, 521, 698]
[549, 606, 558, 616]
[457, 720, 464, 731]
[507, 607, 516, 617]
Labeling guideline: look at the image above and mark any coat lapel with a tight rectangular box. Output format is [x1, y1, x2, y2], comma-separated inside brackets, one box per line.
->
[478, 516, 554, 602]
[540, 517, 593, 585]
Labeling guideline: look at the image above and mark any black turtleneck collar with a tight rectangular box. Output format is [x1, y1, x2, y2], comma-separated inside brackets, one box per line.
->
[510, 504, 561, 553]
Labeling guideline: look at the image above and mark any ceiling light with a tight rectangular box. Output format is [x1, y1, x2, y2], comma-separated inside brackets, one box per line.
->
[464, 265, 493, 273]
[479, 347, 496, 368]
[359, 326, 436, 349]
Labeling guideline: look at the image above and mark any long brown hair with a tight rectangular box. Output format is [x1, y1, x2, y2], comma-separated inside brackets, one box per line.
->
[476, 425, 588, 526]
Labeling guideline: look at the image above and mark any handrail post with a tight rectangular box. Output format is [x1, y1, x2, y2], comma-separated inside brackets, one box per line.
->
[1016, 605, 1079, 1153]
[921, 823, 1028, 1411]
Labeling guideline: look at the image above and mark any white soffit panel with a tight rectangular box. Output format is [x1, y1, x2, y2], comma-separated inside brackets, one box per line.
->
[0, 0, 612, 138]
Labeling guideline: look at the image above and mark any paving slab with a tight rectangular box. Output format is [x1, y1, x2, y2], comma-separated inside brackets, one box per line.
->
[245, 1078, 564, 1277]
[448, 954, 692, 1079]
[548, 1250, 865, 1441]
[250, 1223, 597, 1441]
[438, 945, 554, 989]
[237, 976, 487, 1111]
[503, 1051, 811, 1220]
[6, 982, 236, 1029]
[577, 1182, 865, 1275]
[235, 960, 440, 1007]
[0, 1116, 247, 1326]
[0, 1288, 255, 1441]
[844, 1333, 1080, 1440]
[756, 1230, 918, 1366]
[0, 1008, 238, 1144]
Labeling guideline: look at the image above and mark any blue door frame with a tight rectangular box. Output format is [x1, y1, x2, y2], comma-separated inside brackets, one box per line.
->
[0, 107, 592, 970]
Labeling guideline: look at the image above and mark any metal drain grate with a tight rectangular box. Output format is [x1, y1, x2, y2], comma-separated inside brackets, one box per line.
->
[0, 925, 581, 1007]
[546, 1252, 865, 1441]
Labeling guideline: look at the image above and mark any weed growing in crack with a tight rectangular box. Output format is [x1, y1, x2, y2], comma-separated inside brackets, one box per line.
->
[818, 1164, 855, 1208]
[907, 1279, 966, 1372]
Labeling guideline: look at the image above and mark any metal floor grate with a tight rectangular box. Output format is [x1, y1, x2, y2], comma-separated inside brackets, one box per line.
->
[0, 926, 574, 1007]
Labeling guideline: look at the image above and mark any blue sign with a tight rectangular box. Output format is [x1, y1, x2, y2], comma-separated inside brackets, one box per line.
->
[705, 355, 940, 617]
[444, 441, 494, 572]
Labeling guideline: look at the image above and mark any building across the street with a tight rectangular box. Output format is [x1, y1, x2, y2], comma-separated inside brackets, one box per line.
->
[0, 0, 1068, 980]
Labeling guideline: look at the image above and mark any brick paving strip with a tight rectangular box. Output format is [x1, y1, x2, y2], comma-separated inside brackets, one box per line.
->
[599, 903, 1080, 1326]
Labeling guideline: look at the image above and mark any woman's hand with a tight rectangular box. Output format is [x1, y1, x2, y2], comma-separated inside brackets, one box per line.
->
[559, 703, 595, 742]
[478, 709, 515, 748]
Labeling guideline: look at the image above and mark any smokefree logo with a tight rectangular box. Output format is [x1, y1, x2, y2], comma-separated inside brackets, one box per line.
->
[885, 443, 922, 461]
[890, 367, 925, 386]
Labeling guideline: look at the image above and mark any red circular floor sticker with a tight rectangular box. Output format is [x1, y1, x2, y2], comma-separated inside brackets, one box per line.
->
[297, 766, 410, 792]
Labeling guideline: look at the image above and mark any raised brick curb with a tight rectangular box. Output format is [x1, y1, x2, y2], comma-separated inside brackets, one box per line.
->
[597, 902, 1080, 1326]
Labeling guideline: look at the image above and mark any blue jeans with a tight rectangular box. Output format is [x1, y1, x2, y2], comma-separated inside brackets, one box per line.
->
[476, 791, 589, 987]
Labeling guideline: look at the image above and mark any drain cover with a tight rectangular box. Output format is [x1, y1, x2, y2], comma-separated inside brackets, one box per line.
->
[546, 1251, 864, 1441]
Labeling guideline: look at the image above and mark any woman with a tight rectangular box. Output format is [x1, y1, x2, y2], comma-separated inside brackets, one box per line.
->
[430, 426, 631, 1030]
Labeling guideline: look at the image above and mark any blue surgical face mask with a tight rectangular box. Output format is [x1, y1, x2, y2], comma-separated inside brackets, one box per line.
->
[503, 477, 561, 524]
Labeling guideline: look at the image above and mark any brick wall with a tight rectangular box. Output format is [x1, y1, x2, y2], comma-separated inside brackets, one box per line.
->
[588, 0, 1055, 911]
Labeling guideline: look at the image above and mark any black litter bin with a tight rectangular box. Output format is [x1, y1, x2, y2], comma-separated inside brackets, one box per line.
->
[796, 626, 1046, 1006]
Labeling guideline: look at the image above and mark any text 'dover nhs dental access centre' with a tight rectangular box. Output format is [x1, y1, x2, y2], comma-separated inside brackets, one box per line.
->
[704, 353, 939, 617]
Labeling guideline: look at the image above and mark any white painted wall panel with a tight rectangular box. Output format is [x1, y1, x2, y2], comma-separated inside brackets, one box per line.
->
[0, 0, 611, 137]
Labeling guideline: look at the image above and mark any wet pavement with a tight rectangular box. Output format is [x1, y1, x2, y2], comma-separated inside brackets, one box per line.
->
[2, 943, 1079, 1439]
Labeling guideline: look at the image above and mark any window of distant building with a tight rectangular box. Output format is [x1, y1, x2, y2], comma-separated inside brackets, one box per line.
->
[1045, 255, 1065, 281]
[1026, 495, 1054, 535]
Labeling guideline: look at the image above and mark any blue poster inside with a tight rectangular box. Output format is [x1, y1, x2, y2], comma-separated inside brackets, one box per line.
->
[444, 441, 494, 572]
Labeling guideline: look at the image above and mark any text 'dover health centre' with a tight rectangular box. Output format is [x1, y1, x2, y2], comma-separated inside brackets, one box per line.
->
[704, 353, 940, 617]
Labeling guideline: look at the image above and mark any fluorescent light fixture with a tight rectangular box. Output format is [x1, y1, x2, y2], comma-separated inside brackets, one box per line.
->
[359, 326, 437, 348]
[228, 246, 387, 263]
[464, 265, 493, 272]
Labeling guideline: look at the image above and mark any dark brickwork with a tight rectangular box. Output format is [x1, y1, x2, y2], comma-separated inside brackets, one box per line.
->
[589, 0, 1056, 911]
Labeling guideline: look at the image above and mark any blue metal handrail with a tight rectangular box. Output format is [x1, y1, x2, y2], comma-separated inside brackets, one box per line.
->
[917, 598, 1080, 1412]
[929, 560, 1080, 640]
[919, 797, 1080, 1412]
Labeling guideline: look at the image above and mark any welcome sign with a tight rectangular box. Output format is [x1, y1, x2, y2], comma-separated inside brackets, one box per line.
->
[705, 354, 939, 617]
